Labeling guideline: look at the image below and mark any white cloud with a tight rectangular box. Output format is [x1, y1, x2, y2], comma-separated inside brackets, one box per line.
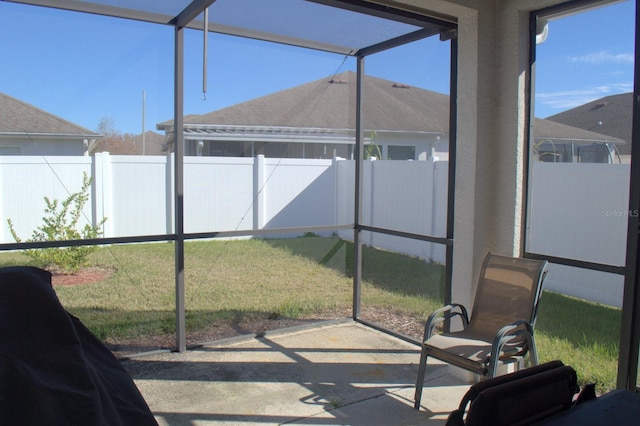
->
[568, 51, 634, 64]
[536, 83, 633, 114]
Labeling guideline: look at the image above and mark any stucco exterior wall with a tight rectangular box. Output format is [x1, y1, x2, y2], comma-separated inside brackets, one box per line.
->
[0, 136, 87, 156]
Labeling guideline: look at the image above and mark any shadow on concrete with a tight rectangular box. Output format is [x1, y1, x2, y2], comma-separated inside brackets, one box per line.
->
[122, 320, 470, 425]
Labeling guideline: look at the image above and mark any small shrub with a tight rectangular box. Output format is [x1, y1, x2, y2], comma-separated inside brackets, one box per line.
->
[7, 172, 107, 272]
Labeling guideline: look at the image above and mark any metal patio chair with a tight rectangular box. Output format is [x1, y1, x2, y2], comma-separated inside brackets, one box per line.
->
[414, 253, 548, 410]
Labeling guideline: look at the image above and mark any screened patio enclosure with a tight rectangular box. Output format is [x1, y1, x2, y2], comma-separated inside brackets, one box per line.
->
[2, 0, 457, 352]
[7, 0, 640, 394]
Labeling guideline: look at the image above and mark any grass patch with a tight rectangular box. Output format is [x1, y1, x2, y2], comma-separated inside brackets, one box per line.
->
[536, 291, 621, 393]
[0, 237, 622, 392]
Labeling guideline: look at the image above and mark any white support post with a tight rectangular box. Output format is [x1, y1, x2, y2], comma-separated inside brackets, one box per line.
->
[367, 157, 376, 247]
[254, 154, 265, 230]
[166, 153, 175, 235]
[332, 157, 340, 227]
[92, 152, 112, 238]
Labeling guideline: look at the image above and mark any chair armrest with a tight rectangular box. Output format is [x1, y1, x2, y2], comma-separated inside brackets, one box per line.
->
[423, 303, 469, 341]
[486, 319, 537, 377]
[491, 320, 535, 360]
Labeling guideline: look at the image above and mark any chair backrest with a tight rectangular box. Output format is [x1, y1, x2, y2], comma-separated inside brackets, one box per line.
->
[466, 253, 548, 342]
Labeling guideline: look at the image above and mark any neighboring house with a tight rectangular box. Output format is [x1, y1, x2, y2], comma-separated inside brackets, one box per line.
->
[533, 118, 624, 164]
[157, 71, 451, 161]
[0, 92, 99, 156]
[158, 71, 622, 163]
[545, 92, 632, 162]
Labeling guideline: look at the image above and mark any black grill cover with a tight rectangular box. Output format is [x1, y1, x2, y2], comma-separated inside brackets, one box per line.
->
[0, 266, 157, 425]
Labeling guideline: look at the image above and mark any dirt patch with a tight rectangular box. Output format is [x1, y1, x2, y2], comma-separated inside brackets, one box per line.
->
[51, 266, 113, 286]
[107, 316, 329, 358]
[107, 307, 425, 359]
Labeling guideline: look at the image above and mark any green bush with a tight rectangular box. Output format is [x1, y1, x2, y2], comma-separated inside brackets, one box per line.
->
[7, 172, 106, 272]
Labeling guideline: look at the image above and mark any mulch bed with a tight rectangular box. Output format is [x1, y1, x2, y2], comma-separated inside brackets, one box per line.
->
[51, 266, 114, 286]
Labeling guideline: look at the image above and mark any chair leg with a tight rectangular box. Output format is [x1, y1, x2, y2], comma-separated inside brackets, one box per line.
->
[488, 359, 499, 378]
[414, 346, 428, 410]
[529, 335, 539, 366]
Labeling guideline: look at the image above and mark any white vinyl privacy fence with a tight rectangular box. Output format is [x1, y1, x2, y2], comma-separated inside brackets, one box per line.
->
[527, 163, 630, 308]
[0, 153, 447, 244]
[1, 154, 343, 241]
[0, 154, 630, 307]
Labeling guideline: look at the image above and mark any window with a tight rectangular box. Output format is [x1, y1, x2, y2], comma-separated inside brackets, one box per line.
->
[529, 0, 634, 392]
[0, 0, 457, 354]
[387, 145, 415, 160]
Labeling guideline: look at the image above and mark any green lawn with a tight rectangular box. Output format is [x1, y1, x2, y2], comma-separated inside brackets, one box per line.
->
[0, 236, 621, 392]
[536, 291, 621, 393]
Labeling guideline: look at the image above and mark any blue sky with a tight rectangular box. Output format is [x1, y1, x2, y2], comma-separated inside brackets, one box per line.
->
[0, 1, 634, 134]
[534, 1, 635, 117]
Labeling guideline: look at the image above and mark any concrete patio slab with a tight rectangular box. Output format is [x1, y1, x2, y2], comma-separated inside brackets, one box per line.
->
[122, 320, 470, 425]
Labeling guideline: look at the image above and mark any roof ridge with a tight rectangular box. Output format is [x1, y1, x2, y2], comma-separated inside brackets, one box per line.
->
[0, 92, 97, 135]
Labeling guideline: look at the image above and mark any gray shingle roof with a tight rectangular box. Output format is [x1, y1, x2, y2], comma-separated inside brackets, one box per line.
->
[160, 71, 451, 133]
[0, 92, 97, 137]
[157, 72, 623, 148]
[534, 118, 623, 144]
[545, 92, 631, 154]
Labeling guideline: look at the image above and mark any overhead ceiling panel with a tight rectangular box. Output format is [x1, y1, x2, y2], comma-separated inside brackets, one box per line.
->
[74, 0, 189, 16]
[6, 0, 454, 55]
[199, 0, 426, 54]
[3, 0, 189, 23]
